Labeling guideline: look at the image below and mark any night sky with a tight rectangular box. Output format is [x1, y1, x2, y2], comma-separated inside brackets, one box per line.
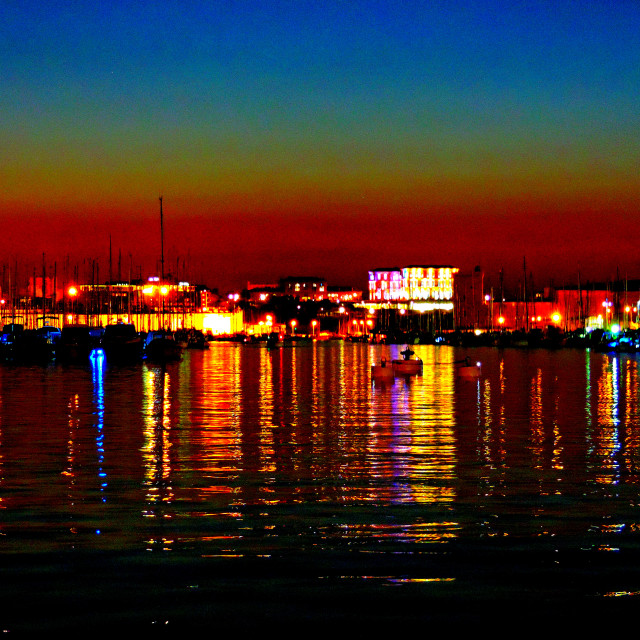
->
[2, 1, 639, 292]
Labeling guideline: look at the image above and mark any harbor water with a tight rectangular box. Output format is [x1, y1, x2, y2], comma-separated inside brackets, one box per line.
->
[2, 342, 640, 630]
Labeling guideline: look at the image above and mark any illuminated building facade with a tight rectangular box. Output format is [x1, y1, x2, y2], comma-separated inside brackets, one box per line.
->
[368, 268, 403, 302]
[368, 265, 458, 310]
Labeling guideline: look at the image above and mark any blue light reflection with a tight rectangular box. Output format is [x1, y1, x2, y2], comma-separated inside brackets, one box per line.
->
[90, 347, 107, 502]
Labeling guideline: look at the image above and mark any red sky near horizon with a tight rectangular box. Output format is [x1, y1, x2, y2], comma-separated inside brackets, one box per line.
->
[2, 2, 639, 293]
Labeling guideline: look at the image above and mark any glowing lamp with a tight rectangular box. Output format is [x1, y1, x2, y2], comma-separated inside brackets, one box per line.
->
[611, 324, 620, 334]
[142, 286, 154, 295]
[160, 286, 169, 296]
[68, 286, 78, 297]
[551, 312, 561, 323]
[498, 316, 505, 325]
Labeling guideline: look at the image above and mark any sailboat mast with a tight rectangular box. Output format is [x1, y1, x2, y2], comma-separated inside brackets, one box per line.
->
[159, 196, 165, 329]
[159, 196, 165, 282]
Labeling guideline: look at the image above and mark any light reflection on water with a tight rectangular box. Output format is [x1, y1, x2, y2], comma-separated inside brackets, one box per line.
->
[3, 343, 640, 627]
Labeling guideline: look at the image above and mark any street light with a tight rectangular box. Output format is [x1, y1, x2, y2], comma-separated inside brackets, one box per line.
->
[67, 286, 78, 323]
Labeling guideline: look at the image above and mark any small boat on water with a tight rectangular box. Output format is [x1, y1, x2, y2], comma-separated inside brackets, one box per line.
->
[456, 357, 482, 378]
[57, 324, 92, 363]
[266, 332, 283, 349]
[0, 323, 25, 361]
[371, 356, 394, 380]
[102, 322, 143, 363]
[144, 329, 182, 362]
[0, 324, 61, 363]
[186, 329, 209, 349]
[392, 347, 423, 375]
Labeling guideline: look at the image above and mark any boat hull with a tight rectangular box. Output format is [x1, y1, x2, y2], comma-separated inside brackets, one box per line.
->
[371, 364, 394, 379]
[145, 339, 182, 362]
[457, 364, 481, 378]
[392, 359, 422, 375]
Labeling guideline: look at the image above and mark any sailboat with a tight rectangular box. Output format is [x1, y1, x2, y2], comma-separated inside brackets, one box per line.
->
[143, 197, 183, 362]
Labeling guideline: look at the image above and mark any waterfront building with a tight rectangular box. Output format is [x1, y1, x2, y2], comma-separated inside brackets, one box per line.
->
[368, 265, 457, 308]
[326, 286, 363, 304]
[484, 283, 640, 333]
[366, 265, 459, 335]
[0, 276, 242, 335]
[280, 276, 327, 301]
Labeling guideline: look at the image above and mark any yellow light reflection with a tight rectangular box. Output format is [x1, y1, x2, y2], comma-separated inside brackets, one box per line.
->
[367, 345, 457, 509]
[594, 355, 622, 485]
[142, 365, 175, 545]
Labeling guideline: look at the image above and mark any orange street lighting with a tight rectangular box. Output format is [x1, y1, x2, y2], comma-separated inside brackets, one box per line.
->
[68, 286, 78, 297]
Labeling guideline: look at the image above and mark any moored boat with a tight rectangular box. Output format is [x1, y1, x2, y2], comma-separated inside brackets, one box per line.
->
[102, 322, 143, 363]
[144, 329, 182, 362]
[456, 357, 482, 378]
[391, 347, 423, 375]
[371, 356, 394, 380]
[0, 323, 25, 361]
[58, 324, 92, 363]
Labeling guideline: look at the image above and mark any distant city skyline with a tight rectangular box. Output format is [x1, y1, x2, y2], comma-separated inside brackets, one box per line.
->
[2, 2, 639, 292]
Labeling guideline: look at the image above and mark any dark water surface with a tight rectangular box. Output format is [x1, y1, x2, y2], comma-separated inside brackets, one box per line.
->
[2, 342, 640, 630]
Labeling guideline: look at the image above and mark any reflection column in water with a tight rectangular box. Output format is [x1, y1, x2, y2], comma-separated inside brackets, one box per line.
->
[594, 355, 623, 485]
[367, 345, 457, 505]
[141, 363, 174, 549]
[90, 349, 107, 502]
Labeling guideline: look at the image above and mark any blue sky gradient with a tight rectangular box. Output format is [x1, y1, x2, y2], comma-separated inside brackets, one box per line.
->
[1, 1, 639, 289]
